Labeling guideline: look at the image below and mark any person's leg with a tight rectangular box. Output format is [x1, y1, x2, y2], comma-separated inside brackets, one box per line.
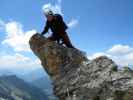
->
[56, 36, 61, 44]
[48, 34, 62, 45]
[48, 34, 63, 46]
[61, 32, 75, 48]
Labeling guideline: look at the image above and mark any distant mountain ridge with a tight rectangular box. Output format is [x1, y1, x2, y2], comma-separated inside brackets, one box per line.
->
[0, 75, 48, 100]
[0, 67, 58, 100]
[20, 68, 47, 82]
[32, 76, 58, 100]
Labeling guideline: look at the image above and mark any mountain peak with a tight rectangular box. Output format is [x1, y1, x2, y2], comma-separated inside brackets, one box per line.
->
[29, 33, 88, 76]
[29, 33, 133, 100]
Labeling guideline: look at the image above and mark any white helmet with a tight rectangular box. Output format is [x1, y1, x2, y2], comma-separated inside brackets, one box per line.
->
[44, 9, 54, 16]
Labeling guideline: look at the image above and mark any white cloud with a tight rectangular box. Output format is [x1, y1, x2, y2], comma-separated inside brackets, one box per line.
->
[2, 21, 36, 52]
[0, 53, 41, 70]
[67, 19, 79, 28]
[88, 44, 133, 67]
[107, 44, 133, 55]
[0, 19, 43, 71]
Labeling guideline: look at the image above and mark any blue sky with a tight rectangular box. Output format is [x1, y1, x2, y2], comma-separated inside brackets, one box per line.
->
[0, 0, 133, 72]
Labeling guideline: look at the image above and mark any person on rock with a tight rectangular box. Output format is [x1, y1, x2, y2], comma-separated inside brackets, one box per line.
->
[41, 10, 75, 48]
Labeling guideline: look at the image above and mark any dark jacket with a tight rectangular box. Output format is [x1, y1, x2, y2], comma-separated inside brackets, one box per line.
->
[42, 14, 68, 35]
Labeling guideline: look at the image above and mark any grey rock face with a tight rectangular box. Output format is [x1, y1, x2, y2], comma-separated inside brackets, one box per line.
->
[29, 33, 133, 100]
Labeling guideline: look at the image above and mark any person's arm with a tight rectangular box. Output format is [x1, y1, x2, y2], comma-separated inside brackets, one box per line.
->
[41, 21, 49, 35]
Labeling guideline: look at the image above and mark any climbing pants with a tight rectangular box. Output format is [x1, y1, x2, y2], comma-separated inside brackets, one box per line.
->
[48, 32, 74, 48]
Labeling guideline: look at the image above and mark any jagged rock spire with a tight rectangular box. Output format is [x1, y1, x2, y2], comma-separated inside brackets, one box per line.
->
[29, 33, 133, 100]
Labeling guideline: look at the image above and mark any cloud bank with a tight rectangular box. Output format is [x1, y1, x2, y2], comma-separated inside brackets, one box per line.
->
[1, 21, 36, 52]
[88, 44, 133, 67]
[0, 53, 40, 70]
[0, 19, 38, 70]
